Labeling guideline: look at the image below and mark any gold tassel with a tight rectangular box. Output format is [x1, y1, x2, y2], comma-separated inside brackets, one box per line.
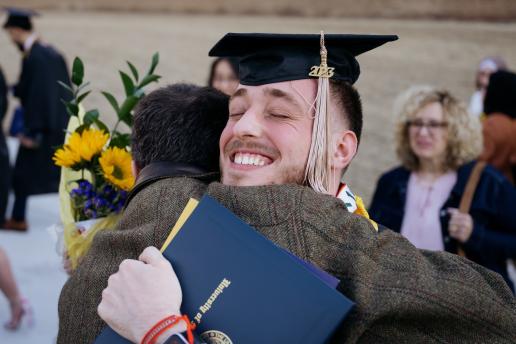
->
[304, 31, 334, 194]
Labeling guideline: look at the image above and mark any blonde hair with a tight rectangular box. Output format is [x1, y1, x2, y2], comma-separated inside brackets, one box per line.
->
[394, 86, 482, 171]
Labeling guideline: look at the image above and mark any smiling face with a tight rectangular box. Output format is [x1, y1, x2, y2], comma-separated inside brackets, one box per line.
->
[408, 101, 449, 165]
[219, 79, 318, 187]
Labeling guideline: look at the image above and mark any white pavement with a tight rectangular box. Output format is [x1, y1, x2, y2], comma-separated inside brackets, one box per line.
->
[0, 193, 67, 344]
[1, 138, 67, 343]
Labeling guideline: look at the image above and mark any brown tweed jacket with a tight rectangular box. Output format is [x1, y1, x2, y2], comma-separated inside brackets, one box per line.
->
[58, 176, 516, 343]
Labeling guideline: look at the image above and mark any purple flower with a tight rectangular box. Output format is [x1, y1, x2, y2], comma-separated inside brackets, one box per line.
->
[70, 180, 131, 220]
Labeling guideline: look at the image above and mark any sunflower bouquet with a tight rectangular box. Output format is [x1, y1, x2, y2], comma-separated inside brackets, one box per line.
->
[53, 128, 133, 221]
[52, 54, 160, 269]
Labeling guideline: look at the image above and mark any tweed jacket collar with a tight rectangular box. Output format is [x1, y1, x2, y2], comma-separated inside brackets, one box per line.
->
[125, 161, 219, 207]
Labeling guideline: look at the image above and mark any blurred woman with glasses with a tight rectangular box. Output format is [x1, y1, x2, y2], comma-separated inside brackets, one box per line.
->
[369, 86, 516, 292]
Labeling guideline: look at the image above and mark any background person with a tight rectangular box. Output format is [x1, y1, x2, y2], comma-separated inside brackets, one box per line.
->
[468, 56, 507, 118]
[369, 86, 516, 291]
[0, 247, 29, 330]
[2, 8, 71, 231]
[479, 70, 516, 185]
[207, 57, 239, 96]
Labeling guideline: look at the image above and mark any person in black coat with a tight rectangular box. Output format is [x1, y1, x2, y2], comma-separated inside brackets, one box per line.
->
[0, 67, 9, 226]
[369, 86, 516, 291]
[2, 8, 70, 231]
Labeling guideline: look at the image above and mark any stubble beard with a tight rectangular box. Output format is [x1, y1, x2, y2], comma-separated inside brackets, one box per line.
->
[220, 161, 306, 187]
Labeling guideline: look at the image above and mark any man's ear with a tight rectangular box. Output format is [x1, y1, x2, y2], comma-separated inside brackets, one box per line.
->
[331, 130, 358, 172]
[131, 160, 141, 180]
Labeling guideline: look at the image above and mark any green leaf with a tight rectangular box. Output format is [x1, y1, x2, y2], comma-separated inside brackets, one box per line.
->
[93, 118, 109, 133]
[148, 52, 159, 75]
[77, 81, 91, 93]
[101, 91, 120, 114]
[138, 74, 161, 89]
[127, 61, 139, 82]
[120, 71, 135, 97]
[118, 95, 138, 126]
[57, 80, 74, 94]
[77, 91, 91, 105]
[63, 101, 79, 117]
[83, 109, 99, 125]
[75, 123, 90, 134]
[71, 57, 84, 86]
[109, 133, 131, 148]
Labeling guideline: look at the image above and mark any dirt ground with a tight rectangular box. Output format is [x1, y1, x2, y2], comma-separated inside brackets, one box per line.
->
[1, 12, 515, 203]
[2, 0, 516, 20]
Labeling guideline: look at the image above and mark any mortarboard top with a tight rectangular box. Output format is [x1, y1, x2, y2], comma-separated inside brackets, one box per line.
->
[209, 33, 398, 86]
[3, 7, 39, 30]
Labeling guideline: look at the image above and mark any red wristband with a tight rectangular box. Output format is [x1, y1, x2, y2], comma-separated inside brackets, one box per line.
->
[141, 314, 196, 344]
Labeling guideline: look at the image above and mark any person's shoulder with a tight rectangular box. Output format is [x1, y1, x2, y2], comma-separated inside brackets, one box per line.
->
[377, 165, 410, 185]
[25, 43, 49, 63]
[143, 176, 210, 198]
[483, 113, 514, 131]
[458, 160, 508, 186]
[482, 163, 511, 185]
[28, 42, 64, 62]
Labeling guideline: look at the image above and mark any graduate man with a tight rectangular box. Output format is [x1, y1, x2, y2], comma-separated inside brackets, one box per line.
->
[2, 8, 70, 231]
[59, 33, 516, 343]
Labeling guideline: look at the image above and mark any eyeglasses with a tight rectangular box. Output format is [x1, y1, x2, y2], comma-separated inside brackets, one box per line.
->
[406, 120, 448, 133]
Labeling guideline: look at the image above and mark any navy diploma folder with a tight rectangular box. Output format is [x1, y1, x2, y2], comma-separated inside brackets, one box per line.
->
[95, 195, 353, 343]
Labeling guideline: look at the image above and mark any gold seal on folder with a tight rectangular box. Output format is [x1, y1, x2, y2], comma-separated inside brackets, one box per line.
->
[201, 330, 233, 344]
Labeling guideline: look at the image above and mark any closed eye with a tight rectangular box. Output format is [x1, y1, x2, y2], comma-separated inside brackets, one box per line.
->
[267, 107, 293, 119]
[229, 112, 244, 118]
[270, 113, 290, 119]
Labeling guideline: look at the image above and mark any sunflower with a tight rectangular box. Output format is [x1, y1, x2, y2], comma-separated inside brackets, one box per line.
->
[72, 129, 109, 162]
[99, 147, 135, 191]
[53, 146, 82, 168]
[53, 128, 109, 168]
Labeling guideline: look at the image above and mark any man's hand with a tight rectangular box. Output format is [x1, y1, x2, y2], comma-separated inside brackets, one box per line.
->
[448, 208, 474, 243]
[98, 246, 185, 343]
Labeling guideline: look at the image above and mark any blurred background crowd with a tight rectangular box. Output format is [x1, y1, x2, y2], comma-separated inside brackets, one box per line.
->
[0, 0, 515, 342]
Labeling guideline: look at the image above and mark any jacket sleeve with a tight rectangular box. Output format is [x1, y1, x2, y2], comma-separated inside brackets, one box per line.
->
[467, 225, 516, 258]
[465, 216, 516, 259]
[329, 216, 516, 343]
[463, 168, 516, 258]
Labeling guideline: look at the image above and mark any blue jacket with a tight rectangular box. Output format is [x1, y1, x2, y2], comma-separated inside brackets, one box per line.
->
[369, 161, 516, 290]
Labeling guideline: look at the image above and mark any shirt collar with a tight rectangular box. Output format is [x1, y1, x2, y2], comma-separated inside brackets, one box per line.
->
[336, 183, 358, 212]
[23, 33, 38, 52]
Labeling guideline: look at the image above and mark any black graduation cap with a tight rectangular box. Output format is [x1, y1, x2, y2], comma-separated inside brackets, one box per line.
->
[3, 7, 38, 30]
[209, 33, 398, 85]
